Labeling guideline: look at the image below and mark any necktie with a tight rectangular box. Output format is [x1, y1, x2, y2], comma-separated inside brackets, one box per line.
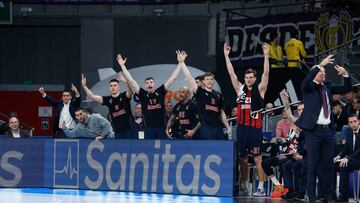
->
[320, 85, 329, 118]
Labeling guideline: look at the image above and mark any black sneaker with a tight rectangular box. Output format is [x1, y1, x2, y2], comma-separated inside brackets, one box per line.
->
[335, 195, 349, 202]
[293, 192, 305, 201]
[281, 191, 297, 200]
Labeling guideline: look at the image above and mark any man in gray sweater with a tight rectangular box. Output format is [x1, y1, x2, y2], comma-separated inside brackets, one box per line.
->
[63, 107, 114, 140]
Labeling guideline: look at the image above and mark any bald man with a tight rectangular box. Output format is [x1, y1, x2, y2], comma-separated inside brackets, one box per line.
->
[166, 86, 201, 139]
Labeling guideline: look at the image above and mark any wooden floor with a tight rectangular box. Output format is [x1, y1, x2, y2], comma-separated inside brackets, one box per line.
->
[0, 188, 315, 203]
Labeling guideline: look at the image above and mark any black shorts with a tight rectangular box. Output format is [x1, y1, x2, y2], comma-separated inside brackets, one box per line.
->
[237, 125, 262, 157]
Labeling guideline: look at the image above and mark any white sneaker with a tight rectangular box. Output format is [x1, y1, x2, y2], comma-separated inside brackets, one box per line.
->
[253, 188, 266, 197]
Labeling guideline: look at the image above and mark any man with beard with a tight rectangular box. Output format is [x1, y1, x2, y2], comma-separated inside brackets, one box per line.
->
[63, 107, 114, 140]
[165, 86, 201, 139]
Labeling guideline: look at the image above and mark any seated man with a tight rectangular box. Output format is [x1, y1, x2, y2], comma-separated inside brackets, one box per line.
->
[334, 114, 360, 202]
[63, 108, 114, 140]
[5, 117, 30, 138]
[332, 100, 349, 132]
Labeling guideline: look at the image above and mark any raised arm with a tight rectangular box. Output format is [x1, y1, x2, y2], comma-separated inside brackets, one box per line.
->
[178, 51, 198, 93]
[116, 54, 140, 94]
[118, 72, 133, 99]
[224, 43, 242, 93]
[331, 65, 352, 94]
[81, 74, 103, 104]
[71, 83, 81, 107]
[71, 83, 80, 98]
[301, 55, 334, 92]
[39, 87, 58, 106]
[164, 59, 182, 90]
[258, 43, 270, 98]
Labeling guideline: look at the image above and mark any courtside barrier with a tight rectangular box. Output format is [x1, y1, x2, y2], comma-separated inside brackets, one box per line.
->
[0, 139, 234, 197]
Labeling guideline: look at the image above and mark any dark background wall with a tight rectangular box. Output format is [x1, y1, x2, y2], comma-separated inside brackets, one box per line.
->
[113, 17, 214, 72]
[0, 18, 81, 87]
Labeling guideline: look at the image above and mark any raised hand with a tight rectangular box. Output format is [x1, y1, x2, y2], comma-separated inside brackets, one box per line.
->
[334, 65, 348, 76]
[176, 50, 187, 63]
[282, 90, 289, 103]
[319, 54, 334, 67]
[224, 43, 231, 57]
[39, 87, 46, 97]
[81, 74, 87, 87]
[262, 43, 270, 57]
[71, 83, 78, 92]
[39, 87, 45, 94]
[116, 54, 127, 67]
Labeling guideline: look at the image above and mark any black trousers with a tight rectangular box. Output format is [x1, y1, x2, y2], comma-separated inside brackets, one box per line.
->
[304, 127, 335, 201]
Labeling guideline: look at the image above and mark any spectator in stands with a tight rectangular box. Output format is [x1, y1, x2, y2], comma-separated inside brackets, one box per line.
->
[276, 108, 292, 142]
[269, 30, 284, 68]
[4, 117, 30, 138]
[63, 107, 114, 140]
[181, 50, 231, 140]
[165, 100, 173, 124]
[39, 85, 80, 138]
[166, 86, 201, 139]
[265, 102, 275, 117]
[81, 73, 134, 139]
[333, 114, 360, 202]
[262, 103, 304, 198]
[133, 103, 145, 132]
[275, 92, 293, 142]
[344, 91, 355, 114]
[230, 107, 238, 126]
[224, 43, 270, 196]
[285, 28, 307, 68]
[280, 102, 307, 200]
[116, 53, 181, 139]
[195, 75, 204, 88]
[333, 100, 349, 132]
[351, 97, 360, 118]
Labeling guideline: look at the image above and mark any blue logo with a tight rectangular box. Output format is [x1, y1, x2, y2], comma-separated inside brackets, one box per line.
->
[53, 139, 79, 188]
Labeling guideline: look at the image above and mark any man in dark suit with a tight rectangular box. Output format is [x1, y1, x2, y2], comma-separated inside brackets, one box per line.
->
[295, 55, 352, 202]
[39, 84, 80, 138]
[333, 100, 349, 132]
[5, 117, 30, 138]
[334, 115, 360, 202]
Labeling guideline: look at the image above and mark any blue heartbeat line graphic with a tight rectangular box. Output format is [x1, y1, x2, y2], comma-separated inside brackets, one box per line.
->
[55, 147, 78, 180]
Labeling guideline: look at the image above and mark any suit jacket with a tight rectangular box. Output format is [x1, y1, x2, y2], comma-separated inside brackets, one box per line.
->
[295, 66, 352, 130]
[44, 94, 81, 132]
[338, 128, 360, 160]
[334, 111, 349, 132]
[4, 129, 31, 138]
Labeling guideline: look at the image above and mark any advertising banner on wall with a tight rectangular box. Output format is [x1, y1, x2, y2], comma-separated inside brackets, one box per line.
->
[0, 139, 234, 197]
